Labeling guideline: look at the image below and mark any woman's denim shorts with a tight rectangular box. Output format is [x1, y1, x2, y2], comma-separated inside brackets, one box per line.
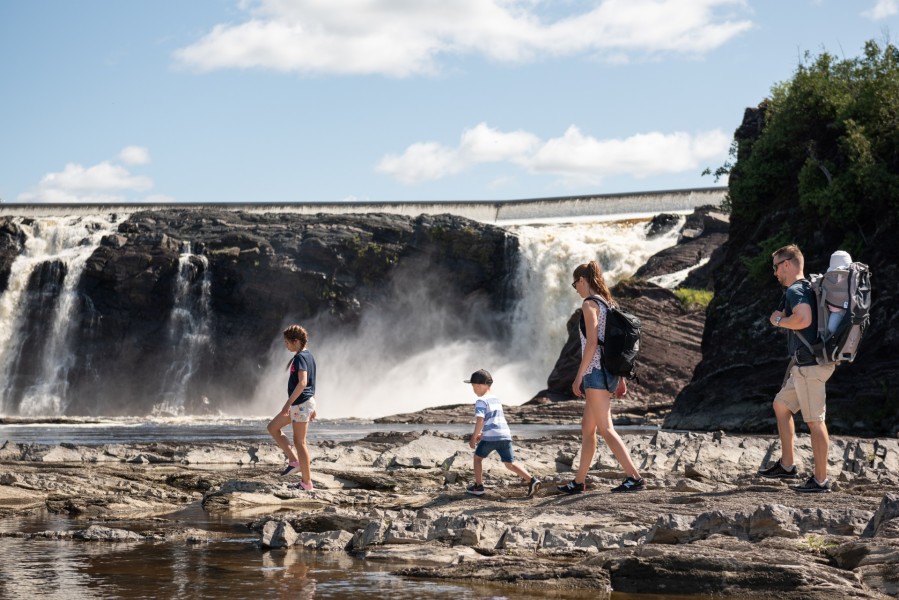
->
[583, 367, 620, 393]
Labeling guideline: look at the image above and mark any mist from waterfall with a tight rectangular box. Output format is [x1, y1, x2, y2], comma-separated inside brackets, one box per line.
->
[249, 216, 685, 420]
[0, 215, 124, 415]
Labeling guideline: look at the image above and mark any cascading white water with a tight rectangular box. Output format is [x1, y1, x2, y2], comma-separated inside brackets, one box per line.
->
[249, 215, 686, 420]
[154, 243, 212, 416]
[505, 217, 685, 383]
[0, 215, 125, 415]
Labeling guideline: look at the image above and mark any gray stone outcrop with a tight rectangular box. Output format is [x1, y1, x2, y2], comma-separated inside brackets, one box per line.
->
[4, 430, 899, 597]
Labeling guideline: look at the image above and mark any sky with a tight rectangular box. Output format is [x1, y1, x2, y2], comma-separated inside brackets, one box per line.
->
[1, 0, 897, 205]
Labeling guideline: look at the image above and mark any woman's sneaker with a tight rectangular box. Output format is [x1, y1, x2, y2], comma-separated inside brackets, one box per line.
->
[526, 477, 541, 498]
[466, 483, 485, 496]
[611, 476, 645, 493]
[279, 462, 300, 477]
[757, 460, 799, 479]
[557, 480, 586, 494]
[288, 480, 314, 491]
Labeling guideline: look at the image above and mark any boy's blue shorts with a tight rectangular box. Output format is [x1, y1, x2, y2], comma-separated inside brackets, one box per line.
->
[474, 439, 515, 463]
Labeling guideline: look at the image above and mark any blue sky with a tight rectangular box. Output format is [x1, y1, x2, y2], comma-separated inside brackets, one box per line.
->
[1, 0, 897, 204]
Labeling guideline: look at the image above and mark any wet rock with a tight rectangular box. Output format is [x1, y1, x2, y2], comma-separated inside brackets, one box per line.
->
[645, 213, 682, 238]
[396, 555, 612, 591]
[351, 519, 390, 550]
[74, 525, 144, 542]
[261, 520, 297, 548]
[297, 529, 353, 552]
[362, 543, 482, 566]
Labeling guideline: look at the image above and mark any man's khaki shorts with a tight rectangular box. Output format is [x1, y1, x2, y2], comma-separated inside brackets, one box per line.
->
[774, 363, 835, 423]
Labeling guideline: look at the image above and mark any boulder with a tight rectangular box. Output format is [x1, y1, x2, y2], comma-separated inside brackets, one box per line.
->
[261, 519, 298, 548]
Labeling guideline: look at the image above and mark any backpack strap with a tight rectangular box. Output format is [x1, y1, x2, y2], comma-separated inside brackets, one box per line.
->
[788, 279, 821, 364]
[584, 295, 612, 345]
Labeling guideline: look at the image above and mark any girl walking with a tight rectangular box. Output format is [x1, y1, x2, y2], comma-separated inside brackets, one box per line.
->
[558, 261, 644, 494]
[266, 325, 317, 491]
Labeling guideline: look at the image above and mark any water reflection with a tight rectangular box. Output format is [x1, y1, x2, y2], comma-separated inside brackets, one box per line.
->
[0, 529, 712, 600]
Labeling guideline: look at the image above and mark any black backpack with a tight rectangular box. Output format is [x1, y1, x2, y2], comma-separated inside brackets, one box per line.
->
[579, 295, 641, 381]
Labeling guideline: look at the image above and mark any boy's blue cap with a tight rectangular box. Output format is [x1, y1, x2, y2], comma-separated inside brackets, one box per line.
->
[464, 369, 493, 385]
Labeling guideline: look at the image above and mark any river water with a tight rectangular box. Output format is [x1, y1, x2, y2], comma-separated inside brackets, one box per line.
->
[0, 508, 596, 600]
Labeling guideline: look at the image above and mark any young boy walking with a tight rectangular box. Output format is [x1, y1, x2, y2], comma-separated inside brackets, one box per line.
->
[464, 369, 541, 498]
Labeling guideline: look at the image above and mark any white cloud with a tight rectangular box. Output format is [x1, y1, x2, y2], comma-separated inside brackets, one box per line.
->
[119, 145, 151, 165]
[18, 148, 157, 204]
[174, 0, 752, 76]
[376, 122, 540, 183]
[529, 126, 731, 182]
[376, 123, 731, 185]
[376, 142, 462, 184]
[863, 0, 899, 19]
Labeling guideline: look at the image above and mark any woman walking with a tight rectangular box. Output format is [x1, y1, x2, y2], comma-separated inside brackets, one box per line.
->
[558, 261, 645, 494]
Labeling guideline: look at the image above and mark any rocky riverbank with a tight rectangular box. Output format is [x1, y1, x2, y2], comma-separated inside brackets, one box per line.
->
[2, 430, 898, 598]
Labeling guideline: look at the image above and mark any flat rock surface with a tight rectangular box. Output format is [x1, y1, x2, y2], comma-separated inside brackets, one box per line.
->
[2, 431, 898, 598]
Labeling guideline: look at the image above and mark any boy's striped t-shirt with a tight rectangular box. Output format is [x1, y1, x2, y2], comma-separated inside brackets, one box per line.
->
[474, 396, 512, 441]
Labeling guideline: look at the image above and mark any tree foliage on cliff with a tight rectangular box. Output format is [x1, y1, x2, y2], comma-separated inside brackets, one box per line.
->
[727, 40, 899, 259]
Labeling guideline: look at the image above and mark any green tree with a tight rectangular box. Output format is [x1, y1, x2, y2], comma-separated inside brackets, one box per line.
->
[727, 40, 899, 255]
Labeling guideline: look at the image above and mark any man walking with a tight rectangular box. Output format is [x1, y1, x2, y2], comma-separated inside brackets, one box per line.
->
[758, 245, 836, 493]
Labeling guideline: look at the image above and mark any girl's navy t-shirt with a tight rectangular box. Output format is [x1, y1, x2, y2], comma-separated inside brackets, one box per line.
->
[288, 350, 316, 405]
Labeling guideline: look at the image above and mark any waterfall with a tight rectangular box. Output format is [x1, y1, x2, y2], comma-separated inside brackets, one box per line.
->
[1, 200, 707, 419]
[505, 217, 685, 383]
[0, 215, 124, 415]
[154, 243, 212, 416]
[251, 215, 685, 420]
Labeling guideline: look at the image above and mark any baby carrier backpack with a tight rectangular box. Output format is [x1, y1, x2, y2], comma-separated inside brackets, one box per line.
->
[797, 260, 872, 365]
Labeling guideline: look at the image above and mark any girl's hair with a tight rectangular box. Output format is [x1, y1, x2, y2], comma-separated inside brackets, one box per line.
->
[284, 325, 308, 369]
[573, 261, 613, 304]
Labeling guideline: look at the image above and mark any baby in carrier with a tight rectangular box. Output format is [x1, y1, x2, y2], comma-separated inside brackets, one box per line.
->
[825, 250, 852, 335]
